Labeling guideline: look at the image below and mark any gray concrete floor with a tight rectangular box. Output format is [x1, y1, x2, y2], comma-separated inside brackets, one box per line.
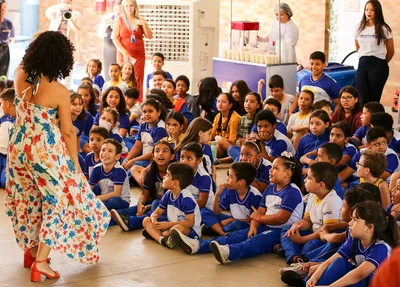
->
[0, 166, 287, 286]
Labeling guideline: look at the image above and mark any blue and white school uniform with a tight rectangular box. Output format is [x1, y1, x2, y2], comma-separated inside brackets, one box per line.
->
[202, 143, 214, 175]
[264, 129, 295, 159]
[159, 189, 202, 238]
[94, 111, 131, 132]
[109, 128, 129, 156]
[336, 143, 357, 174]
[203, 185, 262, 232]
[353, 125, 370, 145]
[178, 103, 193, 124]
[89, 104, 100, 118]
[187, 168, 215, 210]
[219, 186, 262, 215]
[316, 232, 391, 286]
[135, 120, 168, 166]
[89, 162, 131, 210]
[73, 118, 85, 137]
[252, 120, 287, 136]
[93, 74, 105, 90]
[281, 191, 342, 263]
[0, 114, 15, 188]
[79, 111, 94, 152]
[255, 158, 272, 186]
[119, 171, 167, 230]
[84, 152, 101, 178]
[295, 131, 330, 163]
[196, 183, 304, 260]
[298, 73, 340, 104]
[389, 129, 400, 153]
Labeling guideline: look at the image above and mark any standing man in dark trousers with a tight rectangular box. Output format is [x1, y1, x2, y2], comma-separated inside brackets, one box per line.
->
[0, 1, 14, 77]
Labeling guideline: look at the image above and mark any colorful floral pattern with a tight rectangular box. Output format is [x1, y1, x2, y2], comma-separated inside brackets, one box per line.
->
[5, 96, 110, 264]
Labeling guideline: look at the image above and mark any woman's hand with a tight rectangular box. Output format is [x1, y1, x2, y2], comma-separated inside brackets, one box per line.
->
[123, 51, 130, 62]
[136, 17, 146, 26]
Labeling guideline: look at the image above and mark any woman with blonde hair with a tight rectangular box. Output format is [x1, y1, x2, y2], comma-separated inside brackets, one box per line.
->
[113, 0, 152, 101]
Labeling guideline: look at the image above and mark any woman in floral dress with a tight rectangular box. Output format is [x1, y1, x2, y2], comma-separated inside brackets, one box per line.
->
[5, 31, 110, 282]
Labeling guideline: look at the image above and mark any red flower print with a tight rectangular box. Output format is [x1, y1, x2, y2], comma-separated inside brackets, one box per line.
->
[42, 112, 48, 119]
[37, 178, 47, 187]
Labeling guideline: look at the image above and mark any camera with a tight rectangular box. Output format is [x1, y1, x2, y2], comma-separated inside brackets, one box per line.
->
[62, 9, 72, 20]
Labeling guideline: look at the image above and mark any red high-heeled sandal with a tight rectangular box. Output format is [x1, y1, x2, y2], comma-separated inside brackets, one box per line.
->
[30, 259, 60, 282]
[24, 250, 51, 268]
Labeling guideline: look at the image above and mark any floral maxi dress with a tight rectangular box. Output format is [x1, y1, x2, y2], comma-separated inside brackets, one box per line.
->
[5, 92, 111, 264]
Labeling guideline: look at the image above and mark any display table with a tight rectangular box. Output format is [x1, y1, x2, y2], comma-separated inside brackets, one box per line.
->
[213, 57, 297, 100]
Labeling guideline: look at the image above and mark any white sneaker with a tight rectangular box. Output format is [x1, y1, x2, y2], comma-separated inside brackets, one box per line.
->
[279, 261, 307, 277]
[209, 241, 230, 264]
[170, 229, 200, 255]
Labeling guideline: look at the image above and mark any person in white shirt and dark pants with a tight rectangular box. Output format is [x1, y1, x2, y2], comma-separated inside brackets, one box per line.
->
[354, 0, 395, 105]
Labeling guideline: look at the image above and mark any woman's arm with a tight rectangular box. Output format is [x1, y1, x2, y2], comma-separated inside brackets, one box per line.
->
[58, 89, 80, 169]
[138, 17, 153, 39]
[385, 38, 395, 63]
[355, 40, 360, 52]
[112, 18, 129, 57]
[45, 4, 59, 21]
[69, 12, 83, 34]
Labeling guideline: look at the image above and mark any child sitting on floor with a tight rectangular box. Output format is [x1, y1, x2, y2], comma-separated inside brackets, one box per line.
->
[142, 162, 201, 249]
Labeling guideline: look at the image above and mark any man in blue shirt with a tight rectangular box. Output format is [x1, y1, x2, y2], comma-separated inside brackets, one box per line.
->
[0, 1, 15, 77]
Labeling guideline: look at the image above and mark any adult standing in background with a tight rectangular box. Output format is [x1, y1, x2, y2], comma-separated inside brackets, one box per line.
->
[354, 0, 394, 105]
[0, 1, 14, 77]
[45, 0, 83, 64]
[264, 3, 299, 62]
[97, 1, 121, 81]
[113, 0, 152, 101]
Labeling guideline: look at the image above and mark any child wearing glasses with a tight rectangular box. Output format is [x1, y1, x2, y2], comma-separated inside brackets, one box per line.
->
[339, 127, 400, 188]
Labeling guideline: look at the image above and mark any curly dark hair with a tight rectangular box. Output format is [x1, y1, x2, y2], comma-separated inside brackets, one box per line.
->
[22, 31, 75, 82]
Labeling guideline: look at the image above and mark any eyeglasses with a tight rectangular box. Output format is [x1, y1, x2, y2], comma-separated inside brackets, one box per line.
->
[356, 162, 365, 168]
[371, 141, 387, 147]
[340, 96, 354, 101]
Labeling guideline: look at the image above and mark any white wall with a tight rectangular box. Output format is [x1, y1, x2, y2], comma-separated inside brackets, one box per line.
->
[329, 0, 368, 67]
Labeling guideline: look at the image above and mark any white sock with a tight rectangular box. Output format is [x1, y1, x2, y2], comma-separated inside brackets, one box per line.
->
[158, 236, 165, 245]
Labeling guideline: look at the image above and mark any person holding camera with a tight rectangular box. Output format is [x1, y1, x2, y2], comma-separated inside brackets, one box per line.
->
[113, 0, 152, 101]
[45, 0, 82, 64]
[0, 1, 15, 77]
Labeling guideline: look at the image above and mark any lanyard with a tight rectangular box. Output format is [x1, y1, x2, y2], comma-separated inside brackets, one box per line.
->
[124, 14, 136, 34]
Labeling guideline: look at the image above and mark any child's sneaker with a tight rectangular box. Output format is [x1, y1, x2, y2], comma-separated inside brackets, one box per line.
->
[273, 243, 285, 257]
[170, 229, 200, 255]
[141, 229, 153, 240]
[280, 270, 306, 287]
[279, 262, 307, 277]
[161, 237, 175, 249]
[209, 241, 230, 264]
[110, 209, 130, 232]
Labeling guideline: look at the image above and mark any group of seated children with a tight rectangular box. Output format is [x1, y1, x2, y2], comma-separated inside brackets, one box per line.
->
[2, 48, 400, 287]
